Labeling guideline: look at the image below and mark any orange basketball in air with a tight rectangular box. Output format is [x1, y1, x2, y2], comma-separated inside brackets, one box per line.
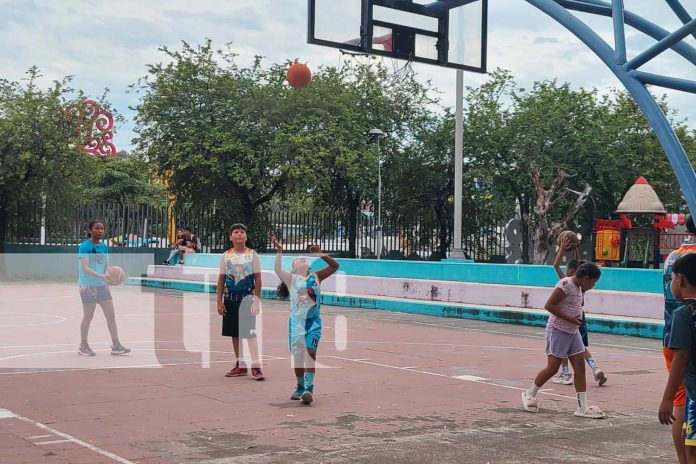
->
[287, 63, 312, 88]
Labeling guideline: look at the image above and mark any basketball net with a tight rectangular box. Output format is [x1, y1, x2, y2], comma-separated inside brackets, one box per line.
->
[338, 32, 414, 86]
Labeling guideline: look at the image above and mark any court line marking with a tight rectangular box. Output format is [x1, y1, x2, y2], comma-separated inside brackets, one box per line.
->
[0, 349, 287, 362]
[0, 407, 135, 463]
[0, 355, 288, 375]
[28, 434, 53, 439]
[327, 355, 578, 401]
[340, 313, 662, 355]
[1, 290, 661, 354]
[34, 439, 72, 445]
[0, 340, 206, 349]
[0, 314, 67, 328]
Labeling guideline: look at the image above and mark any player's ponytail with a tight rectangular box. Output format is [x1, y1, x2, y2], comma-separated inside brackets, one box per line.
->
[277, 282, 290, 299]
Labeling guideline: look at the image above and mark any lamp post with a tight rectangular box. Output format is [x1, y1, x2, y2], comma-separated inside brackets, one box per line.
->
[369, 128, 385, 259]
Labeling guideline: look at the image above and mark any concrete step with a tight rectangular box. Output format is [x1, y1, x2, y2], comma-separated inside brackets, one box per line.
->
[125, 276, 663, 339]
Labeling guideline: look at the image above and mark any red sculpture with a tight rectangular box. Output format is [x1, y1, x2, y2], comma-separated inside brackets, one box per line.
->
[67, 99, 117, 157]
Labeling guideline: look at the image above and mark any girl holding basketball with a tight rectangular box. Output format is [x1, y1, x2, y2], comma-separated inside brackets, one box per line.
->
[551, 235, 607, 387]
[77, 220, 130, 356]
[272, 236, 339, 405]
[521, 261, 605, 418]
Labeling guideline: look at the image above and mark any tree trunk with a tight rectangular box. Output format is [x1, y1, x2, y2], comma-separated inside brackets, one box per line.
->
[524, 165, 592, 264]
[517, 194, 530, 264]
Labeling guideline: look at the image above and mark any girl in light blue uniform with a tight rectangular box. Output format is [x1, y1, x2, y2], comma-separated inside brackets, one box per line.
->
[272, 237, 339, 405]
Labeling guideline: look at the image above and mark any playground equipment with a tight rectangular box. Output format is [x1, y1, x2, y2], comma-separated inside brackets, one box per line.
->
[594, 177, 687, 268]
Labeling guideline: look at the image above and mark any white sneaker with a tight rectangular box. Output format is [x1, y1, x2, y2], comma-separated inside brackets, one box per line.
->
[521, 392, 539, 413]
[552, 372, 573, 385]
[574, 405, 607, 419]
[593, 368, 607, 386]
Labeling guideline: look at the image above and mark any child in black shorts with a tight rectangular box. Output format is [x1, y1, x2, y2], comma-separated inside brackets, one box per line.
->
[216, 224, 265, 380]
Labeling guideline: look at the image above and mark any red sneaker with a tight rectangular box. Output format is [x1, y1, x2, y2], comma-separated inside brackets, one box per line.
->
[251, 366, 265, 381]
[225, 361, 248, 377]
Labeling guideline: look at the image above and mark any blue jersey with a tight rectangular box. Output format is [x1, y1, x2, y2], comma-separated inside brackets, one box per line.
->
[290, 273, 321, 320]
[78, 240, 109, 286]
[221, 248, 256, 301]
[663, 239, 696, 347]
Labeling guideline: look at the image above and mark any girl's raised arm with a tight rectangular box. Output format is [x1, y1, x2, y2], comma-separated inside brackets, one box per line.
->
[272, 236, 292, 288]
[309, 245, 339, 282]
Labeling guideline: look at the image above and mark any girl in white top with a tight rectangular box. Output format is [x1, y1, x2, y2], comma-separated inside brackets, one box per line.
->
[521, 262, 606, 419]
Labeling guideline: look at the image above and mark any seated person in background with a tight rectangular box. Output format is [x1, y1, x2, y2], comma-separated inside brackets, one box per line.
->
[179, 228, 200, 265]
[163, 229, 185, 266]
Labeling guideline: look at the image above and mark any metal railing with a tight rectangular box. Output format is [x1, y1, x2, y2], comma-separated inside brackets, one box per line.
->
[5, 202, 508, 261]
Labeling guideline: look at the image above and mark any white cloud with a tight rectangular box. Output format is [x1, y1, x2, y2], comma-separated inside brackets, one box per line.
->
[0, 0, 694, 152]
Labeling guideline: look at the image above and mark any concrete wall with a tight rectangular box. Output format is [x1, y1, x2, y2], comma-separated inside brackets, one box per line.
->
[147, 264, 663, 319]
[184, 253, 663, 294]
[2, 245, 169, 281]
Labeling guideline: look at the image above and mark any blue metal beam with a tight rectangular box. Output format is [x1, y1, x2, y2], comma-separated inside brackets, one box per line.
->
[624, 18, 696, 70]
[565, 0, 696, 67]
[665, 0, 696, 40]
[526, 0, 696, 216]
[630, 71, 696, 94]
[612, 0, 626, 64]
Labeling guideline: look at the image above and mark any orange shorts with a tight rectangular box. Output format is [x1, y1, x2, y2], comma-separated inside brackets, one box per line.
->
[664, 347, 687, 407]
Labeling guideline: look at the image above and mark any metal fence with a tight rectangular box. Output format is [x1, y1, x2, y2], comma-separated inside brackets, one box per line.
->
[5, 202, 508, 261]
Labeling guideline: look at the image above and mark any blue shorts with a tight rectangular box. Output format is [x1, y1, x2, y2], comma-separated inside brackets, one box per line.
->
[685, 398, 696, 446]
[289, 316, 322, 354]
[79, 285, 112, 304]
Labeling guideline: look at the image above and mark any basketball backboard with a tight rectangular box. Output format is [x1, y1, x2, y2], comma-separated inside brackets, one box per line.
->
[307, 0, 487, 73]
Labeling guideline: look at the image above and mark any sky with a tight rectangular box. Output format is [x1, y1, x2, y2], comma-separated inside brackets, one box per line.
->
[0, 0, 695, 152]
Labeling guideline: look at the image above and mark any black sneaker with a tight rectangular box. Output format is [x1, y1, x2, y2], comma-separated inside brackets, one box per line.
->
[78, 343, 96, 356]
[111, 343, 131, 355]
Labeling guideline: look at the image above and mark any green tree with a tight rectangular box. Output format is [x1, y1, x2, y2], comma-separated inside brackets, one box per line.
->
[463, 70, 696, 263]
[86, 152, 165, 205]
[0, 68, 97, 265]
[133, 43, 437, 256]
[133, 42, 329, 248]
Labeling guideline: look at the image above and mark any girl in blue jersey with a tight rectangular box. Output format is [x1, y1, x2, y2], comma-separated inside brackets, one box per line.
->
[272, 236, 339, 405]
[77, 220, 130, 356]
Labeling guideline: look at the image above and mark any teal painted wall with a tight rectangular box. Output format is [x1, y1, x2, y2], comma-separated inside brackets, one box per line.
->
[184, 253, 663, 294]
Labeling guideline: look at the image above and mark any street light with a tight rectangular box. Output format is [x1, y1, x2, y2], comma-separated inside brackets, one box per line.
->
[369, 128, 385, 259]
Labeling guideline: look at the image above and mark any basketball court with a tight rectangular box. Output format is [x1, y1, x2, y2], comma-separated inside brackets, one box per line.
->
[0, 282, 674, 463]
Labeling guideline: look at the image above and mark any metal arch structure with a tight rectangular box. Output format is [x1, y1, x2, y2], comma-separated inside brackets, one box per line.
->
[424, 0, 696, 215]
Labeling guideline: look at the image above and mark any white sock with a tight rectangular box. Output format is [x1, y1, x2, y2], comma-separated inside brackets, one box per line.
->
[577, 391, 588, 410]
[526, 384, 540, 398]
